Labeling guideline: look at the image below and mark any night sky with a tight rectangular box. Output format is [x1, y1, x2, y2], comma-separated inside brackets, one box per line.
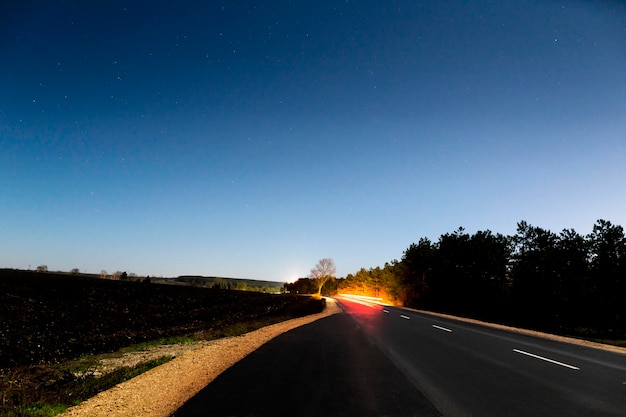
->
[2, 1, 625, 280]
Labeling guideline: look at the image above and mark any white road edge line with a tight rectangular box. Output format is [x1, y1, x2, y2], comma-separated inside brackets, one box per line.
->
[513, 349, 580, 370]
[432, 324, 452, 332]
[400, 315, 411, 320]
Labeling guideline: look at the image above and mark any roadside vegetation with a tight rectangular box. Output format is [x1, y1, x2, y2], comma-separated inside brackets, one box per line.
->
[175, 276, 284, 293]
[2, 356, 173, 417]
[0, 270, 325, 417]
[289, 219, 626, 345]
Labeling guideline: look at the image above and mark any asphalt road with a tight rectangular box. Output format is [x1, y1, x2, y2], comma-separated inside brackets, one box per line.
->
[335, 296, 626, 417]
[172, 307, 440, 417]
[173, 297, 626, 416]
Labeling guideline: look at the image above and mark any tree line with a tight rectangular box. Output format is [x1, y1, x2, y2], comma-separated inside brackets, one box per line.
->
[287, 220, 625, 340]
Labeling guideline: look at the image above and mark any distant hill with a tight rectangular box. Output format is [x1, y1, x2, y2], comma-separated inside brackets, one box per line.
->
[175, 275, 284, 293]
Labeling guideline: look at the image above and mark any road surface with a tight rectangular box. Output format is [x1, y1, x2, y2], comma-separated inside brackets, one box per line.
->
[172, 306, 440, 416]
[335, 296, 626, 416]
[173, 297, 626, 416]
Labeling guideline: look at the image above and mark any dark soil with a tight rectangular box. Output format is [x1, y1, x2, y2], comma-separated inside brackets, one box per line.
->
[0, 269, 316, 368]
[0, 269, 324, 414]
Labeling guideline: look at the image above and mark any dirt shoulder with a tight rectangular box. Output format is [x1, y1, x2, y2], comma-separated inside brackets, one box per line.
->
[61, 299, 341, 417]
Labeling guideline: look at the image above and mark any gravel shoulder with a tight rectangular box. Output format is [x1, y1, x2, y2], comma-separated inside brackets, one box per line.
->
[61, 299, 341, 417]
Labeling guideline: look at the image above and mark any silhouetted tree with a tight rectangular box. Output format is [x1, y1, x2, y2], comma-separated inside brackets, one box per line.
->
[284, 278, 317, 294]
[309, 258, 336, 296]
[401, 237, 435, 308]
[587, 220, 625, 334]
[380, 261, 403, 302]
[465, 230, 511, 319]
[510, 222, 564, 329]
[346, 219, 625, 340]
[555, 228, 590, 330]
[430, 227, 473, 314]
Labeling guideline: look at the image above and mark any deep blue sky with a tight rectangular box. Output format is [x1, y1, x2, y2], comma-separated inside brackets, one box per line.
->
[1, 1, 625, 280]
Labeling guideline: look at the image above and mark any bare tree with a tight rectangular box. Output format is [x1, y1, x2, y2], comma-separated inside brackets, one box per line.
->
[36, 265, 48, 273]
[308, 258, 336, 296]
[100, 270, 108, 279]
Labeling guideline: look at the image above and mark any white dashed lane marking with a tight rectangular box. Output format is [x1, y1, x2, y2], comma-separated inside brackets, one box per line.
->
[513, 349, 580, 370]
[432, 325, 453, 332]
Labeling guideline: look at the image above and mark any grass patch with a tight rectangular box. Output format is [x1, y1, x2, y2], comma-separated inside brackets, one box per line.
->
[123, 335, 200, 352]
[196, 316, 285, 340]
[195, 296, 326, 340]
[65, 356, 173, 401]
[57, 336, 199, 376]
[5, 403, 68, 417]
[0, 356, 173, 417]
